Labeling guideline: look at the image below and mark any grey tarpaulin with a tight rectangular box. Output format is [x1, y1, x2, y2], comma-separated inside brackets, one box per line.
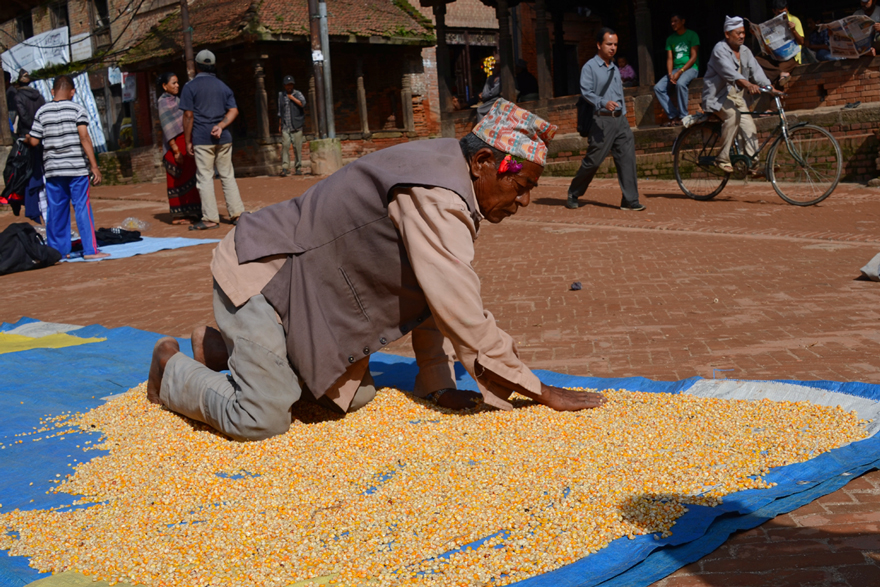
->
[860, 252, 880, 281]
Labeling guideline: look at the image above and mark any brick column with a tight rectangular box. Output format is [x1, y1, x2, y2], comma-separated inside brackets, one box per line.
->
[634, 0, 655, 87]
[0, 72, 11, 147]
[356, 57, 371, 139]
[433, 3, 455, 137]
[401, 63, 415, 134]
[496, 0, 516, 101]
[552, 9, 567, 97]
[254, 62, 270, 141]
[534, 0, 552, 100]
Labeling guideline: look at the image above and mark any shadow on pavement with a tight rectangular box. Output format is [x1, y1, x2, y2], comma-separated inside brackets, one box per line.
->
[602, 490, 880, 587]
[533, 197, 620, 210]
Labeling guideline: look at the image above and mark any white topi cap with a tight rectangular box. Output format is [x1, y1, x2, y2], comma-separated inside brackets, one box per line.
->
[724, 15, 744, 32]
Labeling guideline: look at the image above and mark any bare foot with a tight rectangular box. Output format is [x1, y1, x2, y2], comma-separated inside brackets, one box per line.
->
[528, 383, 606, 412]
[191, 325, 229, 371]
[147, 336, 180, 404]
[83, 252, 111, 260]
[171, 218, 192, 225]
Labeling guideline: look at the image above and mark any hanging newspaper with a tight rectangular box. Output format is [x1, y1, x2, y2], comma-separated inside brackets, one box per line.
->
[823, 15, 875, 59]
[749, 13, 802, 61]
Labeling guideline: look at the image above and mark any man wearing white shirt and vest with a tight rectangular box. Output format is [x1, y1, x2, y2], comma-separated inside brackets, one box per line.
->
[567, 27, 644, 212]
[147, 99, 606, 441]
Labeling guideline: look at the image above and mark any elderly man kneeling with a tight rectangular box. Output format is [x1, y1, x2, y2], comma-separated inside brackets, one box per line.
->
[147, 99, 605, 441]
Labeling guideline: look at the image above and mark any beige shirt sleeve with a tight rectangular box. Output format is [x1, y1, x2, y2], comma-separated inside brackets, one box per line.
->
[388, 186, 542, 410]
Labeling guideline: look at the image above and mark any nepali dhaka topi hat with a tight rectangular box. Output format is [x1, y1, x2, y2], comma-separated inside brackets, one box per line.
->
[471, 98, 558, 167]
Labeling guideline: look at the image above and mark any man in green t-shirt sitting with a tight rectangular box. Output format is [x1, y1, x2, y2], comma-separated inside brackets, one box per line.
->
[653, 13, 700, 126]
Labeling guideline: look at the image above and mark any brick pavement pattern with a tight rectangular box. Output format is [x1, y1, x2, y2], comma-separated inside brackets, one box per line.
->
[1, 174, 879, 585]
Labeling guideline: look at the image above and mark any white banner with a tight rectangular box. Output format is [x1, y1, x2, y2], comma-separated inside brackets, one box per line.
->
[1, 27, 70, 77]
[71, 32, 93, 63]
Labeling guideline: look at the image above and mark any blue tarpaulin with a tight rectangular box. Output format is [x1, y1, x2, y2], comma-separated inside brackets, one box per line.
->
[1, 317, 878, 587]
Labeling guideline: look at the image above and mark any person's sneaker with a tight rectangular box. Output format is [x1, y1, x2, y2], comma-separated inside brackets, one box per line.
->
[295, 170, 303, 176]
[280, 170, 289, 177]
[620, 202, 646, 211]
[565, 196, 580, 209]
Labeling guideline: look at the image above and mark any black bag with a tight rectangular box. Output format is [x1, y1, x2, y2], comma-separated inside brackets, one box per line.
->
[0, 223, 62, 276]
[1, 139, 33, 202]
[575, 70, 618, 138]
[576, 96, 594, 138]
[95, 227, 142, 246]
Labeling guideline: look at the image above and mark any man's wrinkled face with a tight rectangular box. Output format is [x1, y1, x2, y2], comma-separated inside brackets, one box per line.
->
[470, 148, 542, 223]
[725, 27, 746, 49]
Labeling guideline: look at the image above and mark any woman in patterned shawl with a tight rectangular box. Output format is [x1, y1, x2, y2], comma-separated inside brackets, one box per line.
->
[157, 73, 200, 224]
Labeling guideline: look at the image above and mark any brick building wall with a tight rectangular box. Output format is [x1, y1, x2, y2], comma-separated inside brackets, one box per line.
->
[1, 0, 181, 69]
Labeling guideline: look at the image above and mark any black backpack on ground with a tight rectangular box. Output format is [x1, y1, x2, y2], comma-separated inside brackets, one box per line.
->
[0, 223, 62, 276]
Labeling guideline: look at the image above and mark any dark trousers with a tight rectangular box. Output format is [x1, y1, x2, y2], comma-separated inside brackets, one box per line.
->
[567, 114, 640, 207]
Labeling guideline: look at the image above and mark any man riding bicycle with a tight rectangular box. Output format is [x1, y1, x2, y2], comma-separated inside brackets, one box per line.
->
[702, 16, 778, 176]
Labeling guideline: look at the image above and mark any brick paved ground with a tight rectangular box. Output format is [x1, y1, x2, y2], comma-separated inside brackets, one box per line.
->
[1, 174, 879, 585]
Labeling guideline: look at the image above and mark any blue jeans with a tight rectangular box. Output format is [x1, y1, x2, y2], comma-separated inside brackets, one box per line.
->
[816, 49, 844, 62]
[653, 67, 699, 120]
[46, 175, 99, 257]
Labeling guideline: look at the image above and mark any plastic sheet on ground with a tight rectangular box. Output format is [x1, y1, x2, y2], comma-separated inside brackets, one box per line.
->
[60, 237, 220, 262]
[1, 318, 878, 587]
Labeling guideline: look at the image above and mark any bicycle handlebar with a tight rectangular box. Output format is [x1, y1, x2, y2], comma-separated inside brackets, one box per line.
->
[759, 85, 786, 97]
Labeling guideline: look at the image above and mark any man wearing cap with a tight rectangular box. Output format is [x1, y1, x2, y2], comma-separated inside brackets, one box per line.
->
[278, 75, 307, 177]
[146, 99, 606, 441]
[703, 16, 776, 175]
[179, 49, 245, 230]
[567, 27, 645, 212]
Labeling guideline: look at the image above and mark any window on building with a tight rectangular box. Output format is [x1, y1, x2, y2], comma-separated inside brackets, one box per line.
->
[51, 2, 70, 30]
[15, 14, 34, 41]
[92, 0, 111, 28]
[90, 0, 112, 48]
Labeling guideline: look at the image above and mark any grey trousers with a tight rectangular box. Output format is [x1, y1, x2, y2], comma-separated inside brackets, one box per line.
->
[281, 128, 303, 173]
[567, 115, 640, 207]
[160, 283, 377, 441]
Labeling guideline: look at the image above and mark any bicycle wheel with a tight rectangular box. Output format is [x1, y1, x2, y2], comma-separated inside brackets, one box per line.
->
[673, 123, 730, 200]
[768, 124, 842, 206]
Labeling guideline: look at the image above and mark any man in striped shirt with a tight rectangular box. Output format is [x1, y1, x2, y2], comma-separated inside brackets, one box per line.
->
[25, 75, 108, 260]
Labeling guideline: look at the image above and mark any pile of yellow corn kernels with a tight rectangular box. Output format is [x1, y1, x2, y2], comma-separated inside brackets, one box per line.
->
[0, 385, 868, 587]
